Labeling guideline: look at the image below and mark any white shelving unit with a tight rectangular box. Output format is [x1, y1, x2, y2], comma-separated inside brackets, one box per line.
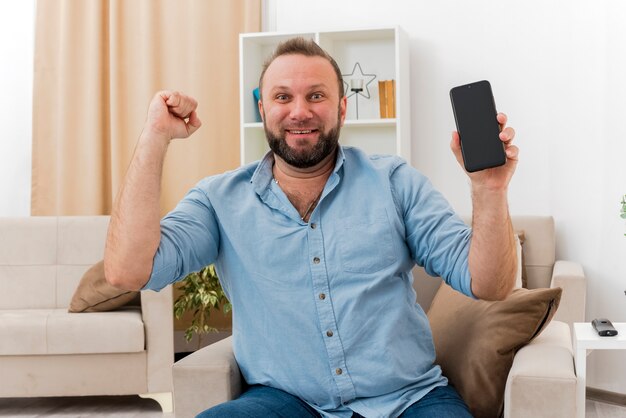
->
[239, 27, 410, 165]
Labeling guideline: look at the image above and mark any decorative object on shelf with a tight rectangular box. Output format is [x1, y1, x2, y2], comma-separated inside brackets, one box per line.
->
[174, 265, 231, 349]
[342, 62, 376, 120]
[349, 79, 364, 119]
[252, 87, 261, 122]
[378, 79, 396, 119]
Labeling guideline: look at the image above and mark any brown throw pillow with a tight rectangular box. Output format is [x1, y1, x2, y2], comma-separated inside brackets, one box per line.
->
[68, 260, 139, 313]
[427, 283, 562, 418]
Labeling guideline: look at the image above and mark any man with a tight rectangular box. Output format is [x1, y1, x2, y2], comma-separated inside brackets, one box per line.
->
[105, 37, 518, 417]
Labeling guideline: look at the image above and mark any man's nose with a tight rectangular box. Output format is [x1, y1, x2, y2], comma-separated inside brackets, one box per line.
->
[289, 96, 313, 121]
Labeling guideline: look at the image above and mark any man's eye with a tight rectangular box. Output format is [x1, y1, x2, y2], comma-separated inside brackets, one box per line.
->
[310, 93, 324, 100]
[275, 94, 289, 101]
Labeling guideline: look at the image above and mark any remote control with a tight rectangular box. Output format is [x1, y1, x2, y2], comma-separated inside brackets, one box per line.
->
[592, 318, 618, 337]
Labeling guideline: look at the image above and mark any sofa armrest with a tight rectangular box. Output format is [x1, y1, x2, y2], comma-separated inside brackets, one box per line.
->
[173, 336, 242, 418]
[550, 260, 586, 326]
[141, 286, 174, 393]
[504, 321, 577, 418]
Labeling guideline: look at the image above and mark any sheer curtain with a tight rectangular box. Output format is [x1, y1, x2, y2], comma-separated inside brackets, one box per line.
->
[32, 0, 261, 215]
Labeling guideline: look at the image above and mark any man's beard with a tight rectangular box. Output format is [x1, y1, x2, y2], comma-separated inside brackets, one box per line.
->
[264, 118, 341, 169]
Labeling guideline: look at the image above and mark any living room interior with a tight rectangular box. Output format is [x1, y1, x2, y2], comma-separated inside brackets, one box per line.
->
[1, 0, 625, 417]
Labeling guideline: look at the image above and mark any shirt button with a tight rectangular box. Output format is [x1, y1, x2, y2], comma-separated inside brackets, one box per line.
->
[310, 223, 317, 229]
[326, 330, 333, 337]
[335, 368, 343, 375]
[313, 257, 320, 264]
[319, 293, 326, 300]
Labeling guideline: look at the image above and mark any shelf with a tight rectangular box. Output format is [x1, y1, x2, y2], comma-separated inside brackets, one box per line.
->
[243, 119, 397, 130]
[344, 118, 397, 127]
[240, 27, 409, 165]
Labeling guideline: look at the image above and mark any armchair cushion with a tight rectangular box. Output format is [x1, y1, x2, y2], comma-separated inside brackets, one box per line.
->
[427, 283, 562, 418]
[0, 307, 145, 355]
[68, 260, 139, 313]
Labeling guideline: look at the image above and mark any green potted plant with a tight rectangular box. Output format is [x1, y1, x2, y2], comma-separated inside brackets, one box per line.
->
[173, 265, 231, 349]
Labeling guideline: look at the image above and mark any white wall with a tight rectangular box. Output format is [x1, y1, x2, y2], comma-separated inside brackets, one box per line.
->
[269, 0, 626, 394]
[0, 0, 35, 216]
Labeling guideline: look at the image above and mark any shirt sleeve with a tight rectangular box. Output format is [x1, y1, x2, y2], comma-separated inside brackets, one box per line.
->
[390, 161, 475, 298]
[142, 178, 220, 291]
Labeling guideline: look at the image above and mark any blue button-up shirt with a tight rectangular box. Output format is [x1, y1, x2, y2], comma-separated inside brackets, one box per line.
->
[145, 146, 473, 417]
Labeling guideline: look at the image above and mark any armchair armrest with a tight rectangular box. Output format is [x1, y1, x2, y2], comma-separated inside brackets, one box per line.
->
[550, 260, 586, 326]
[141, 286, 174, 393]
[173, 336, 242, 418]
[504, 321, 576, 418]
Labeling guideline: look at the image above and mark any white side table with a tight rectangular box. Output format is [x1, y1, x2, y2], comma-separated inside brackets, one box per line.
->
[573, 322, 626, 418]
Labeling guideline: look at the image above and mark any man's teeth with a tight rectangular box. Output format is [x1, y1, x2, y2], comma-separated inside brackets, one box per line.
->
[290, 130, 313, 134]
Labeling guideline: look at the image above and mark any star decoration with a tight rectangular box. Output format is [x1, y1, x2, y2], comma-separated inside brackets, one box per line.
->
[342, 62, 377, 99]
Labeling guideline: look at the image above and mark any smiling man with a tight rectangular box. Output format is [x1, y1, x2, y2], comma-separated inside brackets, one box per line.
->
[260, 51, 345, 171]
[105, 37, 518, 418]
[258, 49, 347, 223]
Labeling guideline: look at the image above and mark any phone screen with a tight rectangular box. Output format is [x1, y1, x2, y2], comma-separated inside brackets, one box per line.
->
[450, 80, 506, 172]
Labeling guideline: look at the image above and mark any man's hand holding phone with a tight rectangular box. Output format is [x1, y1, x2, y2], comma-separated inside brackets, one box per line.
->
[450, 112, 518, 192]
[449, 80, 518, 192]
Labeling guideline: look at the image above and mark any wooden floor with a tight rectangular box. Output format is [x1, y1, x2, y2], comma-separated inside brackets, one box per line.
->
[586, 399, 626, 418]
[0, 395, 173, 418]
[0, 396, 623, 417]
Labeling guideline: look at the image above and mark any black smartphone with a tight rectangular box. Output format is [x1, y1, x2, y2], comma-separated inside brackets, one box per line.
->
[450, 80, 506, 172]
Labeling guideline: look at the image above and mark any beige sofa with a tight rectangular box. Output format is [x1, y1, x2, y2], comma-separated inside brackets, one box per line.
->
[0, 216, 174, 412]
[172, 216, 586, 418]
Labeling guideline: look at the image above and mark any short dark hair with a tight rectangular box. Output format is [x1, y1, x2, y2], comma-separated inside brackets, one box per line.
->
[258, 37, 345, 99]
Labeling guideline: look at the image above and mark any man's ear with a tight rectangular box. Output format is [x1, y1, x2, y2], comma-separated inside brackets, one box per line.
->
[339, 95, 347, 126]
[258, 99, 265, 122]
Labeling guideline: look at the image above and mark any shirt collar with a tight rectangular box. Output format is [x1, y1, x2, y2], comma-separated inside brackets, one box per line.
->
[250, 146, 346, 195]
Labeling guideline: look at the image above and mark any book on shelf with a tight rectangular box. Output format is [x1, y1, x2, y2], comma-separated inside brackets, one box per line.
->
[377, 79, 396, 119]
